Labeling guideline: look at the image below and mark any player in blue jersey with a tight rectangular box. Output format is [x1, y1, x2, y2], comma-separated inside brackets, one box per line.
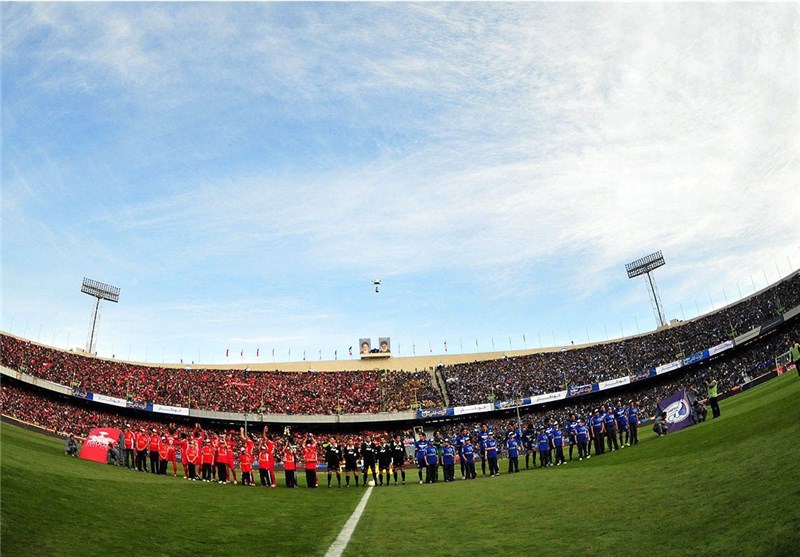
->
[544, 418, 555, 467]
[415, 431, 428, 484]
[551, 421, 566, 465]
[614, 400, 629, 447]
[484, 431, 500, 476]
[477, 424, 490, 476]
[590, 409, 605, 455]
[627, 401, 640, 445]
[575, 418, 590, 460]
[522, 423, 537, 469]
[506, 432, 520, 473]
[455, 427, 469, 479]
[566, 413, 578, 461]
[462, 438, 477, 479]
[441, 439, 456, 482]
[536, 426, 550, 468]
[604, 407, 619, 451]
[424, 440, 439, 483]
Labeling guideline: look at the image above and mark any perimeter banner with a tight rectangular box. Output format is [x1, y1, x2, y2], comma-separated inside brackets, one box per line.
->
[79, 427, 121, 463]
[657, 390, 694, 433]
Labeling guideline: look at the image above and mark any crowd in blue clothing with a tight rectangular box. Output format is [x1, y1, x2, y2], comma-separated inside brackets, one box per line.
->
[413, 400, 641, 483]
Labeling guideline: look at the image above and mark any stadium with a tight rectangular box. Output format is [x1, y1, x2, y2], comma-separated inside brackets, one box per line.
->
[3, 3, 800, 557]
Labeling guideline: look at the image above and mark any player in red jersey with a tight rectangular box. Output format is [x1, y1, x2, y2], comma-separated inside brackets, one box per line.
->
[158, 436, 170, 475]
[177, 433, 190, 479]
[282, 441, 297, 488]
[122, 424, 135, 469]
[303, 434, 318, 488]
[201, 440, 215, 482]
[135, 428, 149, 471]
[185, 439, 200, 480]
[239, 444, 254, 486]
[148, 429, 160, 473]
[165, 429, 179, 477]
[225, 433, 238, 484]
[216, 440, 229, 484]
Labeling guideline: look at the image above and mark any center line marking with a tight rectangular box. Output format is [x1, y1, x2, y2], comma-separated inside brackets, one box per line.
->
[324, 486, 374, 557]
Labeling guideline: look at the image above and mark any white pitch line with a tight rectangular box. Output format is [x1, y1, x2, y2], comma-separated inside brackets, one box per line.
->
[323, 486, 374, 557]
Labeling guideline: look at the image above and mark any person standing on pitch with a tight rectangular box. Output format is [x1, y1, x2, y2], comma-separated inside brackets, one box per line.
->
[506, 432, 520, 473]
[282, 442, 298, 488]
[391, 434, 407, 485]
[424, 438, 439, 483]
[441, 438, 456, 482]
[575, 418, 590, 460]
[462, 437, 477, 479]
[536, 426, 550, 468]
[415, 431, 428, 484]
[303, 435, 318, 488]
[705, 377, 721, 418]
[590, 409, 605, 456]
[615, 400, 630, 447]
[455, 427, 470, 479]
[791, 339, 800, 379]
[361, 436, 379, 487]
[378, 436, 393, 486]
[566, 414, 578, 462]
[522, 423, 537, 469]
[485, 431, 500, 476]
[627, 401, 640, 445]
[604, 407, 619, 452]
[551, 422, 566, 465]
[343, 438, 360, 487]
[325, 437, 343, 488]
[477, 424, 490, 476]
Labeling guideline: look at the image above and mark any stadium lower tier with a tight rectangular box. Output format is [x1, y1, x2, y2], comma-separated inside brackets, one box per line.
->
[3, 318, 795, 448]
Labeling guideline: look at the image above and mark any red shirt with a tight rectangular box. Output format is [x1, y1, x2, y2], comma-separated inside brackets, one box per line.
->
[135, 433, 148, 451]
[217, 446, 229, 464]
[149, 434, 160, 452]
[303, 444, 318, 471]
[201, 445, 215, 465]
[187, 444, 199, 465]
[239, 453, 253, 473]
[124, 431, 135, 450]
[158, 440, 169, 460]
[283, 447, 296, 471]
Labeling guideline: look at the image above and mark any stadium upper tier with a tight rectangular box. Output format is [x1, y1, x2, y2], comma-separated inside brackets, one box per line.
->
[1, 272, 797, 415]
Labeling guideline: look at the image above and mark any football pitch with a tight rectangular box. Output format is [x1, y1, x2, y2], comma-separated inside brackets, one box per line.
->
[2, 374, 800, 556]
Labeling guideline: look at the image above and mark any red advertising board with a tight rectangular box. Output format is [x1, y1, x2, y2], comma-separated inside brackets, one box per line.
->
[79, 427, 121, 463]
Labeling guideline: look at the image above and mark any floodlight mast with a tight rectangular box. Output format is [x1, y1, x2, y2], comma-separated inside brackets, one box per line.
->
[625, 251, 667, 328]
[80, 278, 120, 354]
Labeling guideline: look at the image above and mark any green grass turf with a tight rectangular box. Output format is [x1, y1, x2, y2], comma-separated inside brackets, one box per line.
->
[2, 374, 800, 556]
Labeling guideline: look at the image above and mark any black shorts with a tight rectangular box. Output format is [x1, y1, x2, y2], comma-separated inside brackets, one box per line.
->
[378, 461, 392, 471]
[344, 462, 358, 472]
[327, 462, 340, 471]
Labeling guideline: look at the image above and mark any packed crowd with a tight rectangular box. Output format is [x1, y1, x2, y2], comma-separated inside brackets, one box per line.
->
[1, 273, 796, 416]
[0, 335, 443, 414]
[443, 273, 799, 405]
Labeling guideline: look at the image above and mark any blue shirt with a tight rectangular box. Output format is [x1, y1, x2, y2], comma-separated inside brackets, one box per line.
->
[415, 440, 428, 460]
[603, 412, 617, 430]
[485, 438, 498, 457]
[575, 425, 589, 442]
[552, 428, 563, 448]
[506, 439, 519, 458]
[522, 429, 536, 449]
[425, 444, 438, 464]
[537, 433, 549, 452]
[591, 416, 605, 433]
[462, 444, 475, 463]
[566, 420, 578, 440]
[442, 446, 455, 465]
[614, 407, 628, 429]
[477, 431, 490, 452]
[627, 406, 639, 424]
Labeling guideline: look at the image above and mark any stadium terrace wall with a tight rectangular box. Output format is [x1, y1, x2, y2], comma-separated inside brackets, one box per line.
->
[3, 300, 797, 425]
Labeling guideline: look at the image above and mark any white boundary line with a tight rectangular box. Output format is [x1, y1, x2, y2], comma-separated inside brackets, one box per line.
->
[323, 486, 374, 557]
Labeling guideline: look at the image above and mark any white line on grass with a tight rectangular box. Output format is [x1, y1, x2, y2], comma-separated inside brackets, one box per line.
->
[323, 486, 374, 557]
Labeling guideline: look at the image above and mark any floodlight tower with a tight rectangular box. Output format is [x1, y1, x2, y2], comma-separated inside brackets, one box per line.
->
[81, 277, 120, 354]
[625, 251, 667, 328]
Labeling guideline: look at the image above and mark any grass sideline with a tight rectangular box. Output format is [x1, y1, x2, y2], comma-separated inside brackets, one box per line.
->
[2, 374, 799, 556]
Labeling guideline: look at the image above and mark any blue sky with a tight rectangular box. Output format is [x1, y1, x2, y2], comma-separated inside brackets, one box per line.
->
[2, 2, 799, 364]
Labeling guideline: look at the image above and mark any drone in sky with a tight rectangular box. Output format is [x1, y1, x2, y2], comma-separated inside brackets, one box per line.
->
[372, 278, 381, 293]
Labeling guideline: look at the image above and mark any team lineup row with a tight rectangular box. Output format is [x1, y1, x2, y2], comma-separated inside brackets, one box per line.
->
[82, 399, 645, 489]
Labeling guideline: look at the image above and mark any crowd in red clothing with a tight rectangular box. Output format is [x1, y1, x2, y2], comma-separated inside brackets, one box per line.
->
[443, 272, 799, 406]
[0, 334, 443, 414]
